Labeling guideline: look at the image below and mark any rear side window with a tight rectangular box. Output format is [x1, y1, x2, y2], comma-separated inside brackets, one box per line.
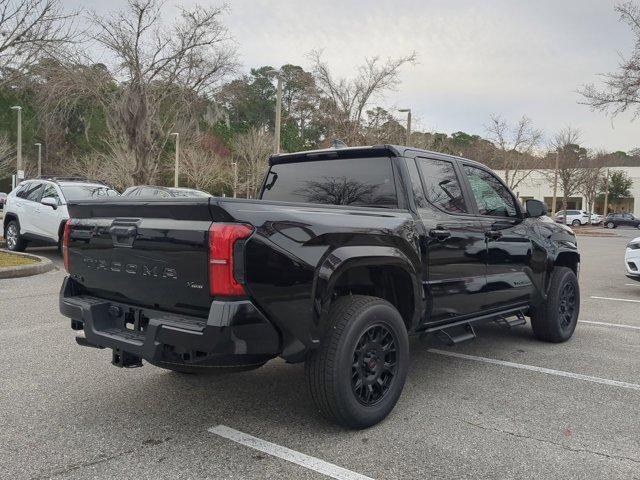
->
[261, 157, 397, 207]
[415, 157, 467, 214]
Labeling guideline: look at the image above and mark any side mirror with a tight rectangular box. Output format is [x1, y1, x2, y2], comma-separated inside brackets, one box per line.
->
[41, 197, 58, 210]
[525, 199, 547, 218]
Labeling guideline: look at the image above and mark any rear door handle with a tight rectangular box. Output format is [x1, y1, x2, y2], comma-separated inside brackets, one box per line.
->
[429, 228, 451, 241]
[485, 230, 503, 240]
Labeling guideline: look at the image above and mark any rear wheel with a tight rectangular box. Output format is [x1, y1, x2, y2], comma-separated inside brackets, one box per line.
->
[571, 219, 581, 227]
[606, 221, 615, 229]
[305, 295, 409, 429]
[530, 267, 580, 343]
[4, 220, 27, 252]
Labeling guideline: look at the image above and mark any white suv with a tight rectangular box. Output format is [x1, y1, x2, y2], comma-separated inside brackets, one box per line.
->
[3, 178, 119, 252]
[626, 237, 640, 282]
[554, 210, 601, 227]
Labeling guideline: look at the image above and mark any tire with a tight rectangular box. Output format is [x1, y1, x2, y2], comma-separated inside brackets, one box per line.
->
[571, 219, 581, 227]
[530, 267, 580, 343]
[4, 220, 27, 252]
[305, 295, 409, 429]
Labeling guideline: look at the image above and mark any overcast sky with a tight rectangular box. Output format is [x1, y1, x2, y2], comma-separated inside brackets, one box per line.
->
[68, 0, 638, 152]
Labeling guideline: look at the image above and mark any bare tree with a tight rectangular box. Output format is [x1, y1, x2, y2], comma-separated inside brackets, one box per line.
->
[580, 2, 640, 119]
[485, 114, 543, 190]
[579, 151, 607, 221]
[309, 50, 416, 145]
[64, 136, 135, 191]
[88, 0, 236, 184]
[232, 127, 272, 198]
[0, 0, 78, 80]
[0, 133, 14, 178]
[544, 127, 587, 215]
[179, 143, 230, 193]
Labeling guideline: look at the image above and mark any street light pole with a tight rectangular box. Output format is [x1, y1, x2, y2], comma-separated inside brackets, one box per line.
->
[171, 132, 179, 187]
[268, 69, 283, 154]
[399, 108, 411, 146]
[603, 168, 610, 216]
[551, 151, 560, 216]
[11, 106, 22, 182]
[34, 143, 42, 176]
[231, 161, 238, 198]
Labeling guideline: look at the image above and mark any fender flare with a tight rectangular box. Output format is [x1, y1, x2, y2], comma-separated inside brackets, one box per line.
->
[312, 245, 422, 331]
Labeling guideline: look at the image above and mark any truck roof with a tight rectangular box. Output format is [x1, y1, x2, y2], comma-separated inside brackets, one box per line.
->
[269, 144, 485, 168]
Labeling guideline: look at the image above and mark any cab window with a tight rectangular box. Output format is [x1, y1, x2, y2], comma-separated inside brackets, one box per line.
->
[464, 165, 518, 217]
[24, 183, 44, 202]
[42, 184, 61, 204]
[415, 157, 467, 214]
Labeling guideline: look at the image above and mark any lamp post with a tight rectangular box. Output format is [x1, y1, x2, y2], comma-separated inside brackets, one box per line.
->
[551, 151, 560, 216]
[268, 69, 283, 154]
[34, 143, 42, 177]
[399, 108, 411, 146]
[171, 132, 179, 187]
[231, 161, 238, 198]
[11, 106, 22, 184]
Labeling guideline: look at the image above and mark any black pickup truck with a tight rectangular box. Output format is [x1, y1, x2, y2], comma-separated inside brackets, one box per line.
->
[60, 145, 580, 428]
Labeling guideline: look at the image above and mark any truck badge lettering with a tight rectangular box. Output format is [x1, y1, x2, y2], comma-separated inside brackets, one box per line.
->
[83, 257, 177, 279]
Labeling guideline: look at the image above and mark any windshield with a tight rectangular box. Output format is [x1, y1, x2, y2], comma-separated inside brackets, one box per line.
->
[261, 157, 398, 208]
[61, 185, 120, 201]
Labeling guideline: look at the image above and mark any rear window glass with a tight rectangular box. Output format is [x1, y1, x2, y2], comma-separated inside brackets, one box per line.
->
[261, 157, 398, 207]
[61, 185, 120, 201]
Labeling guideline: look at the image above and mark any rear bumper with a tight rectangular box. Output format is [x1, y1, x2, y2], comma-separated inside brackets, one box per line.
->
[59, 277, 280, 370]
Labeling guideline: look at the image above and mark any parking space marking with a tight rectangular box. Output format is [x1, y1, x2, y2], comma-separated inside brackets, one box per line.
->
[625, 283, 640, 287]
[208, 425, 375, 480]
[590, 296, 640, 304]
[580, 320, 640, 331]
[428, 349, 640, 392]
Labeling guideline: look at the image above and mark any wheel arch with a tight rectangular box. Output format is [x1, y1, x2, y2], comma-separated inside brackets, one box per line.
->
[554, 250, 580, 276]
[314, 246, 422, 333]
[3, 212, 18, 232]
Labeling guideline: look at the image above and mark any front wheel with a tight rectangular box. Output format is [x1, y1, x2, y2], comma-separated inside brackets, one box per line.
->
[571, 219, 581, 227]
[606, 221, 615, 229]
[305, 295, 409, 429]
[4, 220, 27, 252]
[530, 267, 580, 343]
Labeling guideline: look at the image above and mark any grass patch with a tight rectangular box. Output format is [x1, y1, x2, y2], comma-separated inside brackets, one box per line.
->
[0, 251, 39, 268]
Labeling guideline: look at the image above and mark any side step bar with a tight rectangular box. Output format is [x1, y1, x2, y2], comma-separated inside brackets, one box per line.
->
[436, 324, 476, 346]
[419, 307, 528, 345]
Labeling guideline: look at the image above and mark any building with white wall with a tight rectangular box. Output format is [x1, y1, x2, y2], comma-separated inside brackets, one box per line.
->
[494, 167, 640, 216]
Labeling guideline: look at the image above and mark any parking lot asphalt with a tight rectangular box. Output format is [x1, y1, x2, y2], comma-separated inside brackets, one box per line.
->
[1, 229, 639, 480]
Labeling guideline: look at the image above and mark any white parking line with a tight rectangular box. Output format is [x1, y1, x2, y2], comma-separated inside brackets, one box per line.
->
[428, 349, 640, 392]
[625, 283, 640, 287]
[590, 296, 640, 304]
[208, 425, 375, 480]
[580, 320, 640, 331]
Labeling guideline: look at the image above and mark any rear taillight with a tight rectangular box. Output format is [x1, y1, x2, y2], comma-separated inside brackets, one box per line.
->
[62, 220, 72, 273]
[208, 223, 253, 297]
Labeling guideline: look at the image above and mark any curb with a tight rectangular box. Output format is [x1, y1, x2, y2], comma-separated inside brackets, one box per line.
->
[0, 250, 55, 279]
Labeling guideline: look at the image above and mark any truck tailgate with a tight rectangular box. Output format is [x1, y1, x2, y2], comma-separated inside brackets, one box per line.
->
[66, 198, 214, 316]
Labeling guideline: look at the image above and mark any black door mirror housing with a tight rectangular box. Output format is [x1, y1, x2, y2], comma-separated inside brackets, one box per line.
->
[525, 199, 547, 218]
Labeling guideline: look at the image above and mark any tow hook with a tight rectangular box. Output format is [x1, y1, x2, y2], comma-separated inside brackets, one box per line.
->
[112, 348, 143, 368]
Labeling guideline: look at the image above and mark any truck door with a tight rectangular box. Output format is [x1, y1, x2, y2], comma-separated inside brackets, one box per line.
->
[461, 164, 536, 309]
[407, 157, 488, 323]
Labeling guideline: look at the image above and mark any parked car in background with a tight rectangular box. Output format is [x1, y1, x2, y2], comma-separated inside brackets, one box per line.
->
[3, 177, 119, 252]
[604, 212, 640, 229]
[122, 186, 211, 198]
[626, 237, 640, 281]
[554, 209, 600, 226]
[0, 192, 7, 210]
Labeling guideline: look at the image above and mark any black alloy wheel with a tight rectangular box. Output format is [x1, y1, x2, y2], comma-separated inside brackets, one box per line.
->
[351, 324, 398, 406]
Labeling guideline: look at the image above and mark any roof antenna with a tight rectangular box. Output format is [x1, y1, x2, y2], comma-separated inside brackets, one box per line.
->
[331, 139, 347, 149]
